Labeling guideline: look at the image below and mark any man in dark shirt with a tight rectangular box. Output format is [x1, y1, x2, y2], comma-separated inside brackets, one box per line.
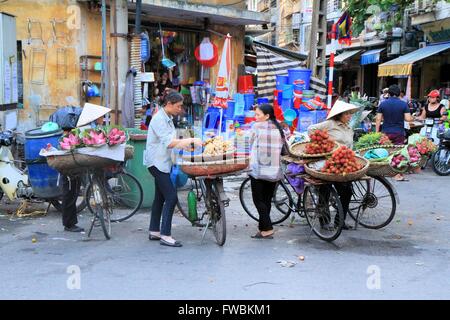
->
[376, 84, 413, 181]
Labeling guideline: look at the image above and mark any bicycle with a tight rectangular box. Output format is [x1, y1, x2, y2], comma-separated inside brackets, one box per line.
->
[176, 174, 228, 246]
[50, 164, 144, 223]
[239, 175, 303, 225]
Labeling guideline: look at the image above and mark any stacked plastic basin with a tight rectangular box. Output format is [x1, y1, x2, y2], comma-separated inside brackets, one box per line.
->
[24, 128, 65, 199]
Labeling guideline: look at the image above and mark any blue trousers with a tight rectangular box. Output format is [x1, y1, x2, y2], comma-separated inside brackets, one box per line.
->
[148, 166, 178, 236]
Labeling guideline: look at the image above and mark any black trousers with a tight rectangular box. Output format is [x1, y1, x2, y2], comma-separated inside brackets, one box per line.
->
[318, 182, 352, 225]
[148, 166, 178, 236]
[250, 177, 277, 232]
[61, 176, 81, 228]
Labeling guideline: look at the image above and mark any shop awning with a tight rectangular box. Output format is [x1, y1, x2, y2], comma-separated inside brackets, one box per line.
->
[361, 48, 385, 65]
[378, 41, 450, 76]
[130, 0, 271, 26]
[334, 50, 361, 64]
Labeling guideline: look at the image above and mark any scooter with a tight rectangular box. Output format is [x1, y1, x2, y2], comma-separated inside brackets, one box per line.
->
[431, 129, 450, 176]
[0, 130, 62, 210]
[419, 118, 444, 145]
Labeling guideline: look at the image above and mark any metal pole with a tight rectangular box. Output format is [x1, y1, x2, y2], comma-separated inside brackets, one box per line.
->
[327, 23, 337, 110]
[135, 0, 142, 34]
[101, 0, 107, 107]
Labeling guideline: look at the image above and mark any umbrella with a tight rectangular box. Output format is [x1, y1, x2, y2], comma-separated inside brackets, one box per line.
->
[213, 34, 232, 136]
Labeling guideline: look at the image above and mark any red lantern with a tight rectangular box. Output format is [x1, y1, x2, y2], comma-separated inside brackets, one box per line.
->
[195, 37, 219, 68]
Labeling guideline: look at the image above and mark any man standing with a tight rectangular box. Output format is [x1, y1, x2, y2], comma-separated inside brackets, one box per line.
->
[376, 84, 413, 181]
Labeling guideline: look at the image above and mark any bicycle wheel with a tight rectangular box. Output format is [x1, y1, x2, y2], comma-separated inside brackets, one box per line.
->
[348, 176, 396, 229]
[431, 149, 450, 176]
[105, 172, 143, 222]
[86, 175, 111, 240]
[303, 185, 344, 242]
[209, 180, 226, 246]
[239, 177, 293, 225]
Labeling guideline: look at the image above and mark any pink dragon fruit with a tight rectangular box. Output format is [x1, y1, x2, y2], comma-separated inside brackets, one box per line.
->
[107, 127, 126, 146]
[59, 133, 81, 150]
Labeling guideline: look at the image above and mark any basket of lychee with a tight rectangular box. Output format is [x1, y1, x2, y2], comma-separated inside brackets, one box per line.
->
[289, 129, 339, 158]
[304, 145, 370, 182]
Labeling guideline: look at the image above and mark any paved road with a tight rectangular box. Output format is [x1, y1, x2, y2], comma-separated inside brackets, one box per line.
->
[0, 168, 449, 299]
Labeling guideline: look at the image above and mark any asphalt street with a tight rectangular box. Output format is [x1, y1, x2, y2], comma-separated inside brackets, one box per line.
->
[0, 168, 449, 300]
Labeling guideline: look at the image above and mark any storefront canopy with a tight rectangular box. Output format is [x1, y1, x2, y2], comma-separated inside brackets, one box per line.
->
[334, 50, 361, 64]
[361, 48, 384, 65]
[378, 41, 450, 77]
[129, 0, 270, 26]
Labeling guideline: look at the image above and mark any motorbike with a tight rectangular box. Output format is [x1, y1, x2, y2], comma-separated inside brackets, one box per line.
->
[0, 130, 63, 210]
[431, 129, 450, 176]
[419, 118, 444, 145]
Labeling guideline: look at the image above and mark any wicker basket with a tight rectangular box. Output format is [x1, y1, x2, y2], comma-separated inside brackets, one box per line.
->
[289, 141, 340, 159]
[304, 156, 369, 182]
[46, 145, 134, 176]
[357, 145, 405, 177]
[181, 149, 236, 162]
[180, 158, 249, 177]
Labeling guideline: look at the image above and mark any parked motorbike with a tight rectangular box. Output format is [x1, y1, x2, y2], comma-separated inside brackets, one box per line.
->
[431, 129, 450, 176]
[0, 130, 63, 209]
[419, 118, 445, 145]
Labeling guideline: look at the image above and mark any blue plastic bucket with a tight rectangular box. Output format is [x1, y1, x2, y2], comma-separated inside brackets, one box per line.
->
[288, 69, 312, 89]
[203, 109, 221, 130]
[284, 109, 297, 126]
[297, 111, 316, 132]
[25, 128, 64, 199]
[281, 98, 293, 112]
[277, 91, 283, 104]
[282, 85, 294, 99]
[244, 93, 255, 111]
[225, 100, 236, 119]
[257, 97, 269, 105]
[276, 75, 289, 90]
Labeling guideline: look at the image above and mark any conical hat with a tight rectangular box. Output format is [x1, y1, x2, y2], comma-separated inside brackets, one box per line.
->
[327, 100, 360, 120]
[76, 103, 111, 127]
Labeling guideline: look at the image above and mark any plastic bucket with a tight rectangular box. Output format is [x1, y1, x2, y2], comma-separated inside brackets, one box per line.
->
[284, 109, 297, 126]
[238, 75, 254, 93]
[244, 93, 255, 111]
[244, 111, 256, 124]
[203, 109, 221, 130]
[276, 75, 289, 90]
[225, 100, 236, 119]
[25, 128, 64, 199]
[282, 85, 294, 99]
[257, 97, 269, 105]
[281, 98, 293, 112]
[277, 91, 283, 104]
[288, 69, 312, 89]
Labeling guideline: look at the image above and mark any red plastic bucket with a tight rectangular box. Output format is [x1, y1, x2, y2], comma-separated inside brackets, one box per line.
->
[238, 75, 254, 94]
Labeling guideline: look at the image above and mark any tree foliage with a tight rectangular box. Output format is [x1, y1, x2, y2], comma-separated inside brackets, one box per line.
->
[345, 0, 449, 36]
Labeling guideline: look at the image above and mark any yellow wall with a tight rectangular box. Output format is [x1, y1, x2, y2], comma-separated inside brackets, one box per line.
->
[0, 0, 107, 130]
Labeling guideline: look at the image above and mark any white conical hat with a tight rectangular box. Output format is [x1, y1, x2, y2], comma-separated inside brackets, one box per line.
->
[327, 100, 360, 120]
[76, 103, 111, 127]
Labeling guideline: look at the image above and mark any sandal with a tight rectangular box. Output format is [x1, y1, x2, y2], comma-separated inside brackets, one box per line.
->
[160, 238, 183, 247]
[149, 234, 161, 241]
[251, 232, 274, 239]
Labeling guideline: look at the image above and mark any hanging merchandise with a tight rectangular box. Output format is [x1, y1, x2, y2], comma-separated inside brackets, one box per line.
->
[140, 32, 151, 63]
[212, 34, 232, 109]
[159, 23, 176, 69]
[195, 37, 219, 68]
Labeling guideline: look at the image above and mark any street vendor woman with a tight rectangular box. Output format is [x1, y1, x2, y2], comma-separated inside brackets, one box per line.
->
[61, 103, 111, 232]
[308, 100, 360, 230]
[144, 91, 202, 247]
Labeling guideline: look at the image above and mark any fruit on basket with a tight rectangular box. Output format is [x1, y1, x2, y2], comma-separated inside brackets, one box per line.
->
[203, 136, 233, 156]
[305, 129, 335, 154]
[321, 146, 364, 175]
[389, 152, 409, 172]
[407, 145, 422, 168]
[354, 132, 392, 150]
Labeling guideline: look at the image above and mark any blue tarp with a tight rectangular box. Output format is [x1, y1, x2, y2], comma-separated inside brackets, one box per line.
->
[361, 48, 384, 65]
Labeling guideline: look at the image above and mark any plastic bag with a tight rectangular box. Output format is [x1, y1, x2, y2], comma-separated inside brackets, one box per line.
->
[49, 106, 82, 130]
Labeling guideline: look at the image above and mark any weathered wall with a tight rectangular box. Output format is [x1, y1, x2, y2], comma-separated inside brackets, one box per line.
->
[0, 0, 107, 131]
